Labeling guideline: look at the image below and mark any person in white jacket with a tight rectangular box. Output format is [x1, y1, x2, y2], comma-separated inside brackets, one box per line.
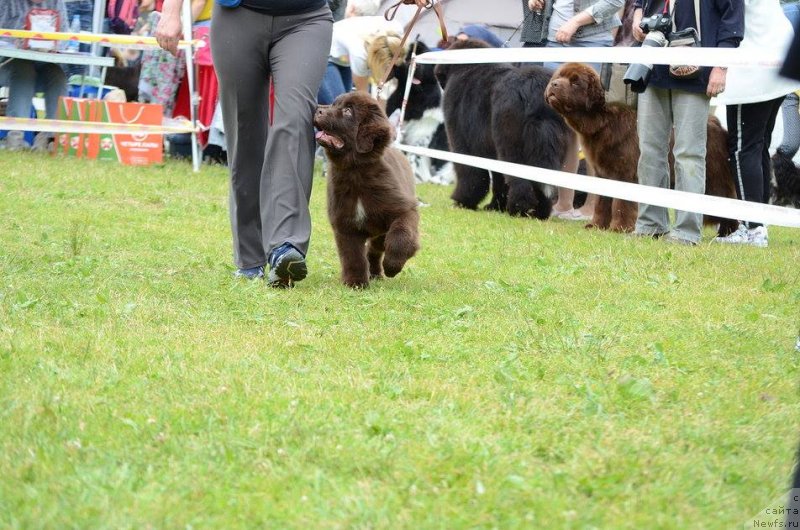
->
[713, 0, 800, 247]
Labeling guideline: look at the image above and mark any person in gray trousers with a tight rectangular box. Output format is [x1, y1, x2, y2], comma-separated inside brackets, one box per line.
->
[156, 0, 333, 287]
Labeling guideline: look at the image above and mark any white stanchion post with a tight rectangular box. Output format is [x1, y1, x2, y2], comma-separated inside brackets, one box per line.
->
[90, 0, 106, 80]
[395, 40, 419, 144]
[182, 0, 201, 173]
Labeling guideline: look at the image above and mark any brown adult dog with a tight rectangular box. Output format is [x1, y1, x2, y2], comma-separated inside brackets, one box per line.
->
[314, 92, 420, 288]
[545, 62, 739, 235]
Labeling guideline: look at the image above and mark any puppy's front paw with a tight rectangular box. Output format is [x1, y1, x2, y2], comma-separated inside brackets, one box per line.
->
[382, 259, 405, 278]
[343, 274, 370, 289]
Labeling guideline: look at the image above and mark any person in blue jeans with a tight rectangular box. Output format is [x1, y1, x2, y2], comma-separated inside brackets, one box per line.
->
[1, 0, 69, 151]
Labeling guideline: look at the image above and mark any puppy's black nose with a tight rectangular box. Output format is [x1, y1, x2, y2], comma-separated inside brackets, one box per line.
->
[550, 79, 560, 89]
[315, 105, 330, 117]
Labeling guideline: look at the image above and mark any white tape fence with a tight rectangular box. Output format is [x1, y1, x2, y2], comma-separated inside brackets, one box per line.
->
[395, 45, 799, 228]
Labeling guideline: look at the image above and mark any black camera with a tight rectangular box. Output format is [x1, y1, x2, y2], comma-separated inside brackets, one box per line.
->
[639, 13, 672, 35]
[623, 14, 673, 93]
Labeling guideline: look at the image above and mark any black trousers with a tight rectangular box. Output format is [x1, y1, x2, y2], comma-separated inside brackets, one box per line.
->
[726, 96, 785, 228]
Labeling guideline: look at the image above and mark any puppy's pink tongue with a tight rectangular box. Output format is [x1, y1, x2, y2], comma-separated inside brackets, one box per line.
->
[315, 131, 324, 140]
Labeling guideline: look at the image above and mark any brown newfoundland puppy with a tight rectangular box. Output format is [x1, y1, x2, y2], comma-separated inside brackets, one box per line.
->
[435, 39, 578, 219]
[314, 92, 420, 289]
[545, 62, 739, 235]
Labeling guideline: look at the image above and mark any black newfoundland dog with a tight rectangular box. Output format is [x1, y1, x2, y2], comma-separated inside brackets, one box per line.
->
[386, 41, 453, 185]
[434, 39, 577, 219]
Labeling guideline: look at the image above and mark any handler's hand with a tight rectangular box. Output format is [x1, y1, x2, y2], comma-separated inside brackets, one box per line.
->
[706, 66, 727, 97]
[556, 19, 579, 43]
[528, 0, 544, 12]
[631, 8, 645, 42]
[154, 12, 182, 56]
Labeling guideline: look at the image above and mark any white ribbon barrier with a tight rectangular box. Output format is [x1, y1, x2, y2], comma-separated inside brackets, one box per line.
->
[415, 46, 783, 68]
[397, 144, 800, 229]
[401, 45, 799, 228]
[0, 116, 199, 135]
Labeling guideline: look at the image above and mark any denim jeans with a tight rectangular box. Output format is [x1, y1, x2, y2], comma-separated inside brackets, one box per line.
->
[6, 59, 67, 120]
[317, 62, 352, 105]
[783, 2, 800, 30]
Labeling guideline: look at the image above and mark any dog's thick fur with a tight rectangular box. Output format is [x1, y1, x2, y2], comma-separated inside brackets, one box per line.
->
[385, 41, 453, 184]
[772, 151, 800, 208]
[314, 92, 420, 288]
[435, 39, 577, 219]
[545, 62, 739, 235]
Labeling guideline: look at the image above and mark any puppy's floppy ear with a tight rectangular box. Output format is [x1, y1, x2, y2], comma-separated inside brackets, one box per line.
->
[356, 106, 392, 154]
[585, 68, 606, 112]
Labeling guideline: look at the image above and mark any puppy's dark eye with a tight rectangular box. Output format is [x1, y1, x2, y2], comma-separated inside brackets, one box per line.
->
[343, 107, 353, 117]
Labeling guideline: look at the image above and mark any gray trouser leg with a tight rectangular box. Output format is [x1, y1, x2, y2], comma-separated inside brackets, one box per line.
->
[211, 5, 332, 269]
[636, 87, 709, 242]
[636, 87, 673, 235]
[670, 90, 708, 242]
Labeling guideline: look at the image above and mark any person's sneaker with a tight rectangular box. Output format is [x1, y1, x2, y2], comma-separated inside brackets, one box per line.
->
[267, 243, 307, 288]
[747, 226, 768, 248]
[628, 230, 666, 240]
[662, 233, 697, 246]
[234, 265, 264, 279]
[31, 132, 52, 153]
[5, 131, 28, 151]
[713, 223, 748, 244]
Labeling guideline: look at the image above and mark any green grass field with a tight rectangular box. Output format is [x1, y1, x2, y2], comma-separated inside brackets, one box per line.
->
[1, 152, 799, 529]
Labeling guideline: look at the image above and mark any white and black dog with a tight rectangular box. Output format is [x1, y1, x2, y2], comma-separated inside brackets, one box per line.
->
[385, 41, 454, 185]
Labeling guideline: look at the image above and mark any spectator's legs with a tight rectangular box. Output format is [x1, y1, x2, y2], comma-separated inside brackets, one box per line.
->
[669, 90, 708, 243]
[6, 60, 37, 119]
[726, 97, 783, 229]
[635, 86, 673, 236]
[35, 62, 67, 120]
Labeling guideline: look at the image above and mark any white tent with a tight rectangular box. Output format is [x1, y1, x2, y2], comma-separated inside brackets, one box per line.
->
[377, 0, 527, 48]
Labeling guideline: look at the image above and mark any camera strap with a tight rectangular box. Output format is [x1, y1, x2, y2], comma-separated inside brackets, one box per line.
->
[667, 0, 701, 39]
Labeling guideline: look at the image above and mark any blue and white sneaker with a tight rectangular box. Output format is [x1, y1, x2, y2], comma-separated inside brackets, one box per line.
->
[234, 265, 265, 279]
[747, 226, 768, 248]
[267, 243, 307, 288]
[713, 223, 748, 245]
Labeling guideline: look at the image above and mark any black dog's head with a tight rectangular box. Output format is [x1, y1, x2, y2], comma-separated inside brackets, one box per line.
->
[314, 92, 393, 157]
[433, 38, 490, 90]
[386, 41, 441, 118]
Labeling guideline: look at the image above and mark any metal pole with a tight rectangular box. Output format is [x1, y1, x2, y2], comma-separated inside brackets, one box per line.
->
[395, 39, 419, 144]
[182, 0, 201, 172]
[89, 0, 105, 80]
